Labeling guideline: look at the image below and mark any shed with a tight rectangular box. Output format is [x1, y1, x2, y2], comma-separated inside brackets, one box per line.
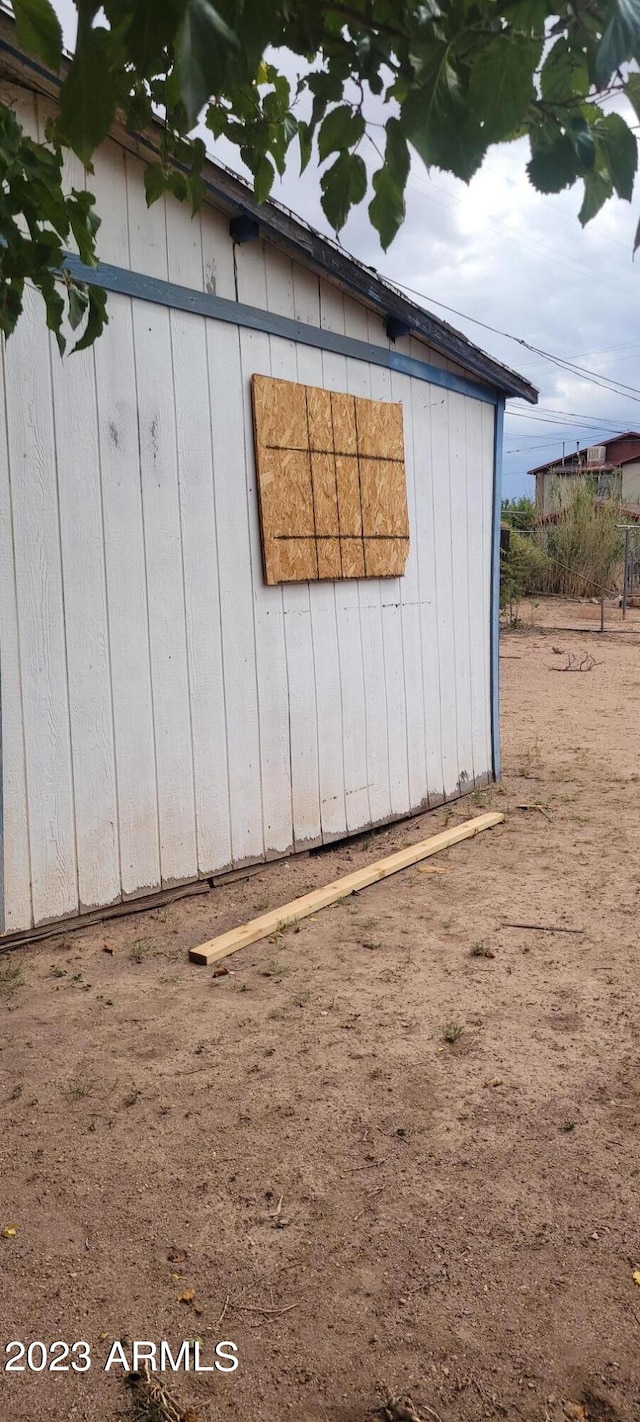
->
[0, 17, 537, 940]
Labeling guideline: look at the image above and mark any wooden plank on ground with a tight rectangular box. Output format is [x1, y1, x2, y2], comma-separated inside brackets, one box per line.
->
[189, 811, 505, 964]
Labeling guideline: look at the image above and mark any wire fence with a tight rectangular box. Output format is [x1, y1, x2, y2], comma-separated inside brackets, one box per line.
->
[501, 521, 640, 633]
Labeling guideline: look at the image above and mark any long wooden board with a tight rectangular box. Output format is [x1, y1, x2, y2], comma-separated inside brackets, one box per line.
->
[189, 811, 505, 965]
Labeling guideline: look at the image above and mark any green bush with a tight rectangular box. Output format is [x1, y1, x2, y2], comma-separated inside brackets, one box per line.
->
[500, 529, 550, 615]
[501, 495, 536, 531]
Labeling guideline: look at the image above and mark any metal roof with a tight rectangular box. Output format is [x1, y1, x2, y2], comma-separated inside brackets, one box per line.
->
[529, 432, 640, 476]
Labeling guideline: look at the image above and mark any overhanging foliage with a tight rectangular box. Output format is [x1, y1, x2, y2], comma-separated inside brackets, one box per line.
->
[2, 0, 640, 351]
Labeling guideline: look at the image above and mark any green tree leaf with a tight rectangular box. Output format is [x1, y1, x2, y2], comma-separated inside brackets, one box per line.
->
[40, 268, 66, 353]
[624, 71, 640, 121]
[596, 0, 640, 85]
[166, 170, 188, 201]
[468, 35, 541, 142]
[297, 119, 312, 173]
[569, 117, 596, 172]
[578, 170, 613, 224]
[67, 280, 89, 330]
[594, 112, 637, 199]
[385, 117, 410, 190]
[73, 283, 108, 352]
[401, 43, 486, 181]
[68, 189, 100, 264]
[110, 0, 186, 71]
[540, 38, 589, 103]
[12, 0, 62, 70]
[144, 163, 167, 207]
[254, 153, 275, 204]
[369, 165, 405, 251]
[317, 105, 365, 162]
[320, 151, 367, 231]
[527, 135, 579, 192]
[58, 25, 117, 162]
[176, 0, 239, 127]
[368, 119, 410, 250]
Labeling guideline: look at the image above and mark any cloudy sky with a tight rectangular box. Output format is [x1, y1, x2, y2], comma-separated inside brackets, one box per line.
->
[50, 3, 640, 499]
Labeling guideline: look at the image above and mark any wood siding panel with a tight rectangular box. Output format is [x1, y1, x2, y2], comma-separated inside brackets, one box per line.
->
[41, 114, 121, 910]
[466, 398, 492, 784]
[292, 267, 345, 843]
[388, 364, 429, 812]
[49, 331, 121, 911]
[0, 329, 31, 930]
[449, 392, 475, 790]
[343, 303, 394, 829]
[87, 148, 161, 898]
[430, 392, 460, 796]
[481, 403, 497, 776]
[165, 196, 233, 876]
[201, 199, 264, 866]
[125, 157, 198, 885]
[264, 250, 322, 848]
[317, 288, 366, 836]
[3, 282, 78, 924]
[205, 320, 264, 865]
[234, 241, 293, 858]
[407, 378, 444, 806]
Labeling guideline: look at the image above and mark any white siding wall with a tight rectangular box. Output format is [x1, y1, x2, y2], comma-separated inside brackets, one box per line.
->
[0, 90, 496, 932]
[622, 461, 640, 503]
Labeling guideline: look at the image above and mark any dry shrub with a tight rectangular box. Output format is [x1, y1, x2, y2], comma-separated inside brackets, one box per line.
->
[537, 477, 624, 597]
[502, 479, 624, 604]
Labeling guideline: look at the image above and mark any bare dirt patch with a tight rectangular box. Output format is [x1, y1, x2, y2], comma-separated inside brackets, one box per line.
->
[1, 599, 640, 1421]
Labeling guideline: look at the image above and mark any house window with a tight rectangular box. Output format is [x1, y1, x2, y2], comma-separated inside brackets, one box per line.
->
[596, 471, 622, 499]
[252, 374, 409, 584]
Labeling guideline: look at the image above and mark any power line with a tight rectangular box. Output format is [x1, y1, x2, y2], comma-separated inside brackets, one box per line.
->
[516, 338, 640, 374]
[534, 347, 640, 402]
[381, 274, 640, 408]
[506, 412, 627, 429]
[507, 404, 635, 423]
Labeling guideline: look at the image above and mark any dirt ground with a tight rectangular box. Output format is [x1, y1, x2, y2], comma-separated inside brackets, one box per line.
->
[2, 598, 640, 1422]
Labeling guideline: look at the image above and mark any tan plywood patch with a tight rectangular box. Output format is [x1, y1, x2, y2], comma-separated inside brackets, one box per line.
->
[272, 537, 318, 583]
[306, 385, 333, 450]
[360, 459, 410, 539]
[341, 537, 366, 579]
[330, 392, 358, 455]
[362, 538, 408, 578]
[253, 372, 308, 450]
[335, 454, 363, 537]
[317, 538, 343, 579]
[251, 373, 409, 585]
[311, 453, 340, 536]
[355, 397, 404, 460]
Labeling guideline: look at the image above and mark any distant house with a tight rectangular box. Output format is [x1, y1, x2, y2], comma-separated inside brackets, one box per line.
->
[530, 433, 640, 516]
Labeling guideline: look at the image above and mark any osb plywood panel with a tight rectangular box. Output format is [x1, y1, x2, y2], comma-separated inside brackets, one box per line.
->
[252, 374, 409, 584]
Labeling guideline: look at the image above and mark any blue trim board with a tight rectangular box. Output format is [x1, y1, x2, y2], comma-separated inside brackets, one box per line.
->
[490, 398, 505, 781]
[62, 254, 499, 407]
